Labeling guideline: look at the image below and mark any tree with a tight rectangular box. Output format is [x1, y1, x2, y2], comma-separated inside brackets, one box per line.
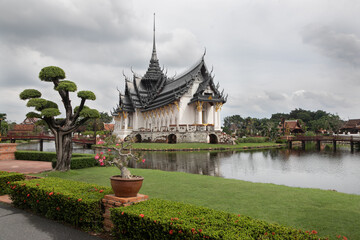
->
[20, 66, 100, 171]
[0, 113, 6, 137]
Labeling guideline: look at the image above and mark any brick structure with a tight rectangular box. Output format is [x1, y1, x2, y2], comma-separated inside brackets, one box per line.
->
[102, 194, 149, 231]
[0, 143, 17, 161]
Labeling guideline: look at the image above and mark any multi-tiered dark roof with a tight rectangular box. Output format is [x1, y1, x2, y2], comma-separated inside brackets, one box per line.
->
[112, 20, 227, 115]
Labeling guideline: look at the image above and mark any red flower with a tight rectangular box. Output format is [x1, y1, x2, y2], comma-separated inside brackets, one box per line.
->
[139, 214, 144, 218]
[56, 207, 60, 211]
[237, 214, 241, 217]
[311, 230, 318, 234]
[7, 181, 10, 184]
[179, 230, 183, 234]
[343, 237, 348, 240]
[36, 200, 39, 203]
[23, 200, 26, 203]
[99, 190, 104, 193]
[77, 198, 82, 202]
[264, 232, 268, 236]
[199, 229, 203, 233]
[36, 184, 39, 186]
[192, 228, 195, 232]
[272, 232, 275, 235]
[121, 211, 124, 215]
[27, 194, 30, 197]
[169, 230, 173, 235]
[337, 235, 341, 239]
[49, 192, 54, 196]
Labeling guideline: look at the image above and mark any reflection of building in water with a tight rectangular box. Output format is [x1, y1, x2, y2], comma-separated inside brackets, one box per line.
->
[129, 151, 225, 177]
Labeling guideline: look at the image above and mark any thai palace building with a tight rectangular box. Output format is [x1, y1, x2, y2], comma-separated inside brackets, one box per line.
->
[112, 18, 229, 144]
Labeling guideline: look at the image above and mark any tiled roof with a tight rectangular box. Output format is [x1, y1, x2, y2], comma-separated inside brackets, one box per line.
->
[13, 124, 35, 131]
[104, 123, 114, 131]
[341, 119, 360, 130]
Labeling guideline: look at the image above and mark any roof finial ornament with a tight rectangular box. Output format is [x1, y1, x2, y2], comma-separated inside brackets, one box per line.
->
[151, 13, 158, 62]
[202, 47, 207, 59]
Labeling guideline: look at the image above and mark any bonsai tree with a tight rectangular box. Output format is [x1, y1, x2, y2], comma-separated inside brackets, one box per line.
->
[95, 136, 144, 179]
[20, 66, 100, 171]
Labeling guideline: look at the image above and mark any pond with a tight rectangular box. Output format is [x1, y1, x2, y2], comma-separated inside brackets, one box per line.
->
[17, 141, 360, 195]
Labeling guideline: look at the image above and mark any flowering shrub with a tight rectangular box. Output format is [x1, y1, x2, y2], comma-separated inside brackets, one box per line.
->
[8, 177, 112, 230]
[111, 199, 328, 239]
[95, 136, 144, 179]
[0, 171, 25, 195]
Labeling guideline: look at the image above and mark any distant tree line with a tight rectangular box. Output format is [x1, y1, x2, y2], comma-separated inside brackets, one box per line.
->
[222, 108, 344, 138]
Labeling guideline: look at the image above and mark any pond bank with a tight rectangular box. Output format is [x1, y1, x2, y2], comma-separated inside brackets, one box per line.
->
[94, 142, 286, 152]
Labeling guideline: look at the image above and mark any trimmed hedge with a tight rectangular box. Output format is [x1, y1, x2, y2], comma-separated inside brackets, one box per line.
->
[0, 171, 25, 195]
[51, 157, 98, 169]
[236, 137, 269, 144]
[111, 199, 326, 240]
[8, 177, 113, 230]
[15, 151, 98, 169]
[15, 151, 57, 162]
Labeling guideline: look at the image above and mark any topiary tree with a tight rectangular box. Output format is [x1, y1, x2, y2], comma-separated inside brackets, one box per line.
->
[20, 66, 100, 171]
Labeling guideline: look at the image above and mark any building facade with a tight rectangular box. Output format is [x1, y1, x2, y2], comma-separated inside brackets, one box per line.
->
[112, 21, 228, 143]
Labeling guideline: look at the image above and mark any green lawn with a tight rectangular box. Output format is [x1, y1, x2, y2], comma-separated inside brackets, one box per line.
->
[37, 167, 359, 239]
[119, 142, 283, 150]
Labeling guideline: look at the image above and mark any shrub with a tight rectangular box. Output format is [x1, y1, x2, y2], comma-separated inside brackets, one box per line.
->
[8, 177, 112, 230]
[15, 151, 56, 162]
[51, 156, 98, 169]
[236, 137, 269, 144]
[0, 171, 25, 195]
[111, 199, 326, 239]
[275, 139, 287, 144]
[16, 151, 97, 169]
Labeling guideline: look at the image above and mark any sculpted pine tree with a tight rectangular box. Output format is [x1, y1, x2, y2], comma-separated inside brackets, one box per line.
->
[20, 66, 100, 171]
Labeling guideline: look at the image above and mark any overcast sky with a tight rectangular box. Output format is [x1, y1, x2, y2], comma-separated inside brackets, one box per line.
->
[1, 0, 360, 123]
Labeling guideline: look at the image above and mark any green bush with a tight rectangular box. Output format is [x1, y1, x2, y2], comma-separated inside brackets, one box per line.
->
[275, 139, 287, 144]
[236, 137, 269, 144]
[111, 199, 326, 239]
[8, 177, 112, 230]
[51, 156, 98, 169]
[16, 151, 97, 170]
[15, 151, 57, 162]
[0, 171, 25, 195]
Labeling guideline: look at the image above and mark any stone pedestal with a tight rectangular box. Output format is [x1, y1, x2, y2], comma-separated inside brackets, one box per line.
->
[0, 143, 17, 161]
[102, 194, 149, 231]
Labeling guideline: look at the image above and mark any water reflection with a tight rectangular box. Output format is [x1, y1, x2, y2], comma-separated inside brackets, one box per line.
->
[17, 141, 94, 154]
[129, 152, 222, 176]
[16, 141, 360, 195]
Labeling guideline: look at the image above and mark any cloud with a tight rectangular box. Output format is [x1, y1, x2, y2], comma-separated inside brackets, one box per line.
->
[302, 24, 360, 66]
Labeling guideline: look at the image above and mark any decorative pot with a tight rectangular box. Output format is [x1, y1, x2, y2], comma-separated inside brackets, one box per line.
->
[110, 175, 144, 197]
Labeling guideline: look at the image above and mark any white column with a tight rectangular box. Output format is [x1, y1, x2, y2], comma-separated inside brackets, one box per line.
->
[197, 109, 202, 124]
[216, 111, 221, 130]
[213, 107, 216, 126]
[124, 114, 128, 130]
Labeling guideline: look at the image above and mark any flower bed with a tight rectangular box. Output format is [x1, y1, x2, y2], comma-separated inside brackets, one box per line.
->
[111, 198, 327, 239]
[8, 177, 113, 230]
[0, 171, 25, 195]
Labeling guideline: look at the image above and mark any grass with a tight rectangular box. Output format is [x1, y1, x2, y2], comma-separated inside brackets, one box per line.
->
[120, 142, 283, 150]
[36, 167, 359, 239]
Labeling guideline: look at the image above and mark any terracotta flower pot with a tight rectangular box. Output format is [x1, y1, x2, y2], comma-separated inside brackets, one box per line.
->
[110, 175, 144, 197]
